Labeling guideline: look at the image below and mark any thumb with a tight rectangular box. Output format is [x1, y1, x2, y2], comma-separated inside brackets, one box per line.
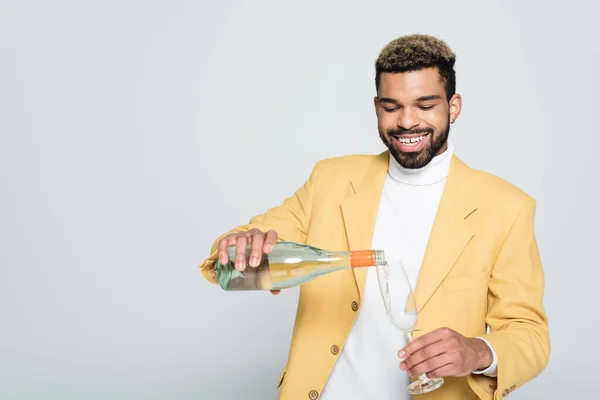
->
[270, 290, 281, 295]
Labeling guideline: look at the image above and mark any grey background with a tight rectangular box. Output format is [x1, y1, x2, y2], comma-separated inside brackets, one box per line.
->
[1, 0, 597, 399]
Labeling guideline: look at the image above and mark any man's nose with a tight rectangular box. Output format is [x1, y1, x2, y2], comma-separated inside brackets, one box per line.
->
[397, 108, 420, 130]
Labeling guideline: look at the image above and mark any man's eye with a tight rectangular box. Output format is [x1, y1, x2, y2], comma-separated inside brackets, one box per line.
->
[384, 107, 398, 112]
[419, 105, 434, 110]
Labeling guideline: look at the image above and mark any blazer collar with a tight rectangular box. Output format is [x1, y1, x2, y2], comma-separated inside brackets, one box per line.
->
[340, 151, 477, 309]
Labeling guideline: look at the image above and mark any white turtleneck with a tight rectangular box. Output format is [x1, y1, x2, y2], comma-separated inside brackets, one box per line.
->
[320, 141, 497, 400]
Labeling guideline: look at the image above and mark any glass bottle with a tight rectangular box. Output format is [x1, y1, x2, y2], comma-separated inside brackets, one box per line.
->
[215, 241, 386, 291]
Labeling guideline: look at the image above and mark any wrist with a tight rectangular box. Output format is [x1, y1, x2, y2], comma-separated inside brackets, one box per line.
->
[471, 337, 493, 371]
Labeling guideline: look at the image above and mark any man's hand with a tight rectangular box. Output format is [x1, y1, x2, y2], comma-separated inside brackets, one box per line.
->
[217, 228, 281, 295]
[398, 328, 493, 378]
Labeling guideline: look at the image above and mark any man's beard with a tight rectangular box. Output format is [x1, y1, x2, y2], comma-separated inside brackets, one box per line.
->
[379, 117, 450, 169]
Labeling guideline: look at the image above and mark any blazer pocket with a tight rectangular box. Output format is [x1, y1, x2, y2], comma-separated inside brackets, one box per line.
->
[442, 270, 490, 293]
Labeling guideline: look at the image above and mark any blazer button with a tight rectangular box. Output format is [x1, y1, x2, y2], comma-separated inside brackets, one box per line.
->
[351, 301, 359, 311]
[331, 344, 339, 355]
[308, 389, 319, 399]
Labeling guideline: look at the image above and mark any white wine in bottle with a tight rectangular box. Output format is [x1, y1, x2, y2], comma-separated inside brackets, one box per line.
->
[214, 241, 386, 291]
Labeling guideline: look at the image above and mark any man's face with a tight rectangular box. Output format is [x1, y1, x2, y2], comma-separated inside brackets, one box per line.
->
[375, 68, 461, 169]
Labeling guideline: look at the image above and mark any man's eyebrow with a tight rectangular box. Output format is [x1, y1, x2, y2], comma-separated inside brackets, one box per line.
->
[377, 95, 442, 104]
[377, 97, 399, 104]
[416, 95, 442, 102]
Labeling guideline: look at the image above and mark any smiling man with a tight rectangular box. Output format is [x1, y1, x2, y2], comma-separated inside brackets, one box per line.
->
[374, 36, 459, 172]
[199, 34, 550, 400]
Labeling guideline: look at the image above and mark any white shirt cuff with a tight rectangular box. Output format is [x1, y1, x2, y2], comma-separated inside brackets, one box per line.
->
[472, 337, 498, 377]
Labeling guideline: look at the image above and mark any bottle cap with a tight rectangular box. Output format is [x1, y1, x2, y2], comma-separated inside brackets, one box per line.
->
[350, 250, 386, 267]
[350, 250, 376, 267]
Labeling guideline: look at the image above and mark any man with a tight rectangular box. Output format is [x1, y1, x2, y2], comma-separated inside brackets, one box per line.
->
[199, 34, 550, 399]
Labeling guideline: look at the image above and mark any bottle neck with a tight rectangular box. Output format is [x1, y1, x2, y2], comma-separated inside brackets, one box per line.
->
[350, 250, 386, 268]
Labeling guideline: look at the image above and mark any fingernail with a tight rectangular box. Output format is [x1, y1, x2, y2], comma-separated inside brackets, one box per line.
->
[264, 244, 272, 251]
[250, 256, 259, 267]
[398, 350, 406, 358]
[236, 261, 244, 270]
[400, 362, 406, 371]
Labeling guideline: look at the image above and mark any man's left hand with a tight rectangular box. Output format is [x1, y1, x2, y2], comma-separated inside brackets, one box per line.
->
[398, 328, 493, 378]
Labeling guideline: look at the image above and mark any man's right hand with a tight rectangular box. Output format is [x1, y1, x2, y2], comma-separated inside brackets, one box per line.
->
[217, 228, 280, 295]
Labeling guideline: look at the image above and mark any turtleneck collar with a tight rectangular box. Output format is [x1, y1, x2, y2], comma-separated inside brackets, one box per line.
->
[387, 140, 454, 186]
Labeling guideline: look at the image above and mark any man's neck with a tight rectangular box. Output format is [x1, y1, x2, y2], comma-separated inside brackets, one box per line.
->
[387, 141, 454, 186]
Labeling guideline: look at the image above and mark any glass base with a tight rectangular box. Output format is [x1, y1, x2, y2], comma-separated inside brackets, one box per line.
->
[407, 376, 444, 395]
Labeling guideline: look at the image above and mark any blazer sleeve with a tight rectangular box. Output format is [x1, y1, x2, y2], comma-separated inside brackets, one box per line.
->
[468, 197, 550, 399]
[198, 161, 322, 284]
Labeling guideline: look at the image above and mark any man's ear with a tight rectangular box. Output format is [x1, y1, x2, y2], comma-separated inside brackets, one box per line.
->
[448, 93, 462, 123]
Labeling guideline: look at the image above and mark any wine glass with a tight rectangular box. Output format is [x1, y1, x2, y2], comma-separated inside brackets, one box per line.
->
[375, 258, 444, 394]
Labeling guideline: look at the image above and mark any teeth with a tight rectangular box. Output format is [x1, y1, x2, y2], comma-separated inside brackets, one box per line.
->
[397, 135, 426, 144]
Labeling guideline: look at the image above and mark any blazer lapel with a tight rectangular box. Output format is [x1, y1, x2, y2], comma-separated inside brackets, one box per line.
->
[414, 155, 477, 312]
[340, 151, 389, 300]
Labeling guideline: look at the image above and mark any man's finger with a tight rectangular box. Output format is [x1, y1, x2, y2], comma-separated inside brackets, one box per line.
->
[217, 237, 231, 265]
[249, 231, 264, 267]
[427, 363, 460, 379]
[270, 290, 281, 295]
[263, 230, 278, 253]
[401, 340, 447, 371]
[405, 353, 453, 378]
[217, 235, 237, 264]
[235, 235, 249, 271]
[226, 235, 238, 246]
[398, 329, 445, 358]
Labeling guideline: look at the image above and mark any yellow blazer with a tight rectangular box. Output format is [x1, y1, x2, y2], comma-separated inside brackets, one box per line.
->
[199, 151, 550, 400]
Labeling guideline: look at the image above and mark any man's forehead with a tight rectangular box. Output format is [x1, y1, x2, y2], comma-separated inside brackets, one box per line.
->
[379, 69, 445, 98]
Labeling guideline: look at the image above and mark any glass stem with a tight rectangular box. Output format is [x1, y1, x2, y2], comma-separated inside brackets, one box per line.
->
[406, 331, 432, 383]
